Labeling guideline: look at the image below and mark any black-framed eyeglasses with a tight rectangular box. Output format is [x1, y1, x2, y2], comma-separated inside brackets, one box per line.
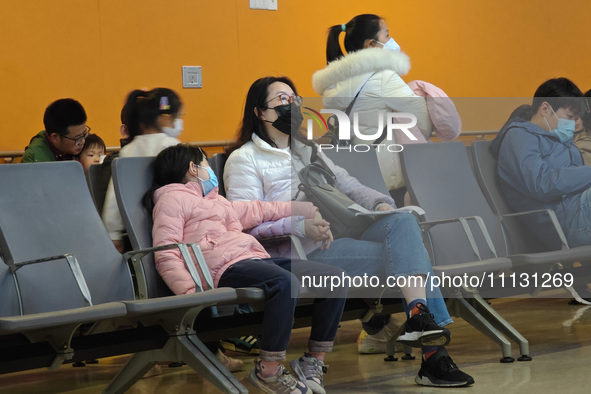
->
[264, 94, 303, 108]
[61, 126, 91, 146]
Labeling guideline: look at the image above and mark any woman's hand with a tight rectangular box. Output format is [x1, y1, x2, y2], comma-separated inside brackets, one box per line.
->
[305, 211, 333, 249]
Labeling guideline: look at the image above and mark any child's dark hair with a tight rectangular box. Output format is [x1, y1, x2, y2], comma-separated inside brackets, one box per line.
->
[143, 144, 207, 213]
[43, 98, 87, 136]
[124, 88, 182, 141]
[326, 14, 382, 64]
[531, 78, 584, 115]
[82, 133, 106, 152]
[507, 78, 585, 124]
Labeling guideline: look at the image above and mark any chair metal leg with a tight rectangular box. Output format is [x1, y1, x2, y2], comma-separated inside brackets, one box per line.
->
[183, 334, 248, 393]
[103, 350, 159, 394]
[385, 322, 414, 362]
[103, 334, 248, 394]
[468, 296, 531, 361]
[447, 298, 515, 362]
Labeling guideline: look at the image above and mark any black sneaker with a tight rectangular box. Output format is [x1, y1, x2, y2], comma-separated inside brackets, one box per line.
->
[397, 303, 450, 347]
[415, 347, 474, 387]
[221, 335, 261, 355]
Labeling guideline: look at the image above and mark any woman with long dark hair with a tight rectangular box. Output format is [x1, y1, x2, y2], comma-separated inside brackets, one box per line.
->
[224, 76, 474, 388]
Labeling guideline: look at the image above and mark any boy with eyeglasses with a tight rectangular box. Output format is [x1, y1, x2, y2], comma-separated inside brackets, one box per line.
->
[21, 98, 89, 163]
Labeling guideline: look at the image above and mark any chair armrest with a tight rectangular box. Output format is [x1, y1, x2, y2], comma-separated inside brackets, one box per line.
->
[124, 243, 213, 299]
[10, 254, 92, 313]
[502, 209, 569, 250]
[258, 235, 307, 260]
[420, 216, 497, 261]
[186, 243, 215, 289]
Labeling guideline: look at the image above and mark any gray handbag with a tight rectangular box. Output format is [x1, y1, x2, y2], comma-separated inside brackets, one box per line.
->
[296, 161, 375, 239]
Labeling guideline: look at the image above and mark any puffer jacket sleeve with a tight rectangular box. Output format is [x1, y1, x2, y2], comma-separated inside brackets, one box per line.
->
[231, 200, 316, 231]
[249, 216, 307, 239]
[224, 149, 264, 201]
[317, 149, 395, 210]
[498, 131, 591, 201]
[152, 192, 196, 295]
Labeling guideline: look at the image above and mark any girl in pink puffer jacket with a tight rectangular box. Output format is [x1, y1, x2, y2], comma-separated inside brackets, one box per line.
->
[147, 144, 347, 394]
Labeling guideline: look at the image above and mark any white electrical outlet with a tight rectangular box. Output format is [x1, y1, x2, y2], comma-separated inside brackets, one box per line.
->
[249, 0, 277, 10]
[182, 66, 202, 88]
[249, 0, 265, 9]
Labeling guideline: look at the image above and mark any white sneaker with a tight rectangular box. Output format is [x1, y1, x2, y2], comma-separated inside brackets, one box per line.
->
[357, 329, 388, 354]
[290, 353, 327, 394]
[249, 359, 311, 394]
[357, 317, 401, 354]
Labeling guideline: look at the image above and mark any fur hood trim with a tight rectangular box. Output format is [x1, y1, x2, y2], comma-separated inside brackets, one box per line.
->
[312, 48, 411, 95]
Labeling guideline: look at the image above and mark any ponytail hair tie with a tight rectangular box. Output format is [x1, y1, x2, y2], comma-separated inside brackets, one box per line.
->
[341, 24, 346, 32]
[159, 96, 170, 111]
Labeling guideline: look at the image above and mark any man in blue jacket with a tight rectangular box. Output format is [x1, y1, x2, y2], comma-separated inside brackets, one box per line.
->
[490, 78, 589, 248]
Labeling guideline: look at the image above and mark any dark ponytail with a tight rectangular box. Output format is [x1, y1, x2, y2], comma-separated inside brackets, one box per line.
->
[142, 144, 206, 213]
[124, 87, 182, 142]
[326, 24, 345, 64]
[123, 90, 147, 141]
[326, 14, 382, 64]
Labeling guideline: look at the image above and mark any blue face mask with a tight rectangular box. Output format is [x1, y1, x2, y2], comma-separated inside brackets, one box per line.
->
[544, 107, 575, 143]
[197, 166, 218, 196]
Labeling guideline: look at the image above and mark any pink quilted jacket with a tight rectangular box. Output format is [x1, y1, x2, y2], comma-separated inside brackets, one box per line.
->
[152, 182, 317, 294]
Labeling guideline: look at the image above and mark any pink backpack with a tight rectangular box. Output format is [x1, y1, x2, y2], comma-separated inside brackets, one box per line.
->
[407, 80, 462, 141]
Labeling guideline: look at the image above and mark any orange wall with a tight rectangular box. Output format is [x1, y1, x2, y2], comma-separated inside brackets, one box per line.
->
[1, 0, 590, 151]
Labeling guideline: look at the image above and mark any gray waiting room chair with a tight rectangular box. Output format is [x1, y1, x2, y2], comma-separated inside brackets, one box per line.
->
[86, 162, 111, 214]
[400, 141, 530, 362]
[0, 161, 248, 393]
[322, 147, 390, 195]
[209, 153, 228, 198]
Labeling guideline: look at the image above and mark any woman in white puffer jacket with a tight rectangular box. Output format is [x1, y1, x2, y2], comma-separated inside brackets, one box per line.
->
[312, 14, 431, 197]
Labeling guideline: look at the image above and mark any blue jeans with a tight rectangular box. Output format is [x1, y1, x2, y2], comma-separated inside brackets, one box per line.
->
[218, 257, 347, 361]
[308, 213, 452, 327]
[567, 187, 591, 247]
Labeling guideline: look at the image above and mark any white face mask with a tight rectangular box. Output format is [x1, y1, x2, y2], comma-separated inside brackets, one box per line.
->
[162, 118, 183, 138]
[375, 37, 401, 52]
